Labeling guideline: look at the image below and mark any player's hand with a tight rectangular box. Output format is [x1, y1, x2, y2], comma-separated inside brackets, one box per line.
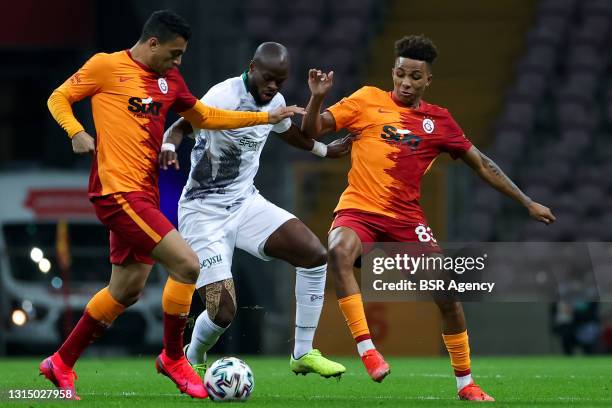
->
[326, 134, 355, 158]
[159, 149, 179, 170]
[71, 131, 95, 154]
[308, 69, 334, 97]
[527, 201, 556, 225]
[269, 105, 305, 124]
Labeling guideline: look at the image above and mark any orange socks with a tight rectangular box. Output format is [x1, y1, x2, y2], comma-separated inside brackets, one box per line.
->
[443, 330, 471, 377]
[338, 293, 371, 342]
[162, 277, 195, 316]
[86, 287, 125, 326]
[58, 287, 124, 367]
[162, 277, 196, 359]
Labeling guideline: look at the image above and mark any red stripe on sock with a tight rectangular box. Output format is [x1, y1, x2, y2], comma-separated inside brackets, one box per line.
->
[163, 313, 188, 360]
[57, 311, 107, 368]
[455, 368, 472, 377]
[355, 334, 372, 343]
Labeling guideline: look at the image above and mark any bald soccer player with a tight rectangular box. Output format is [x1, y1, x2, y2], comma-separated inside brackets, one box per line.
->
[161, 42, 350, 380]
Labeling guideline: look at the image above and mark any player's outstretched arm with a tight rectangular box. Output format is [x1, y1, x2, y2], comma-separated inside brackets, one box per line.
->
[180, 100, 304, 130]
[460, 146, 556, 225]
[159, 118, 193, 170]
[301, 69, 337, 139]
[275, 125, 352, 158]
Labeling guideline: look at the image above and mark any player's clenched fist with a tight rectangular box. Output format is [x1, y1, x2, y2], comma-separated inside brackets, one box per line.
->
[308, 69, 334, 97]
[268, 105, 305, 124]
[71, 131, 95, 154]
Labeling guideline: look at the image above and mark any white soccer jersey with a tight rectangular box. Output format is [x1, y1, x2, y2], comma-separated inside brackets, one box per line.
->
[179, 75, 291, 210]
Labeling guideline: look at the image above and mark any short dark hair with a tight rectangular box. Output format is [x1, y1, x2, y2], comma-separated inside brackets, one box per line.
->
[394, 35, 438, 65]
[139, 10, 191, 44]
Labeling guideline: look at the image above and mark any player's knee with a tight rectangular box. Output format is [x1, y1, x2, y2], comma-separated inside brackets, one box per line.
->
[173, 252, 200, 283]
[436, 300, 461, 317]
[302, 242, 327, 268]
[328, 245, 354, 272]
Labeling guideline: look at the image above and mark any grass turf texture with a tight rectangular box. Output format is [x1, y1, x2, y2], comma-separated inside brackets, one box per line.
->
[0, 356, 611, 407]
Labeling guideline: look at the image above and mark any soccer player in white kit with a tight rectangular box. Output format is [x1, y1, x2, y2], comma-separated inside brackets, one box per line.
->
[160, 42, 349, 378]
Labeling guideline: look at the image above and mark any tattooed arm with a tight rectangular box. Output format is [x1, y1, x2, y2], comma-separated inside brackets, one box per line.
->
[460, 146, 556, 225]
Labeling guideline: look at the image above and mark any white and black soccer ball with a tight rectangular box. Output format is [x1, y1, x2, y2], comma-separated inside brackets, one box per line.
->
[204, 357, 255, 402]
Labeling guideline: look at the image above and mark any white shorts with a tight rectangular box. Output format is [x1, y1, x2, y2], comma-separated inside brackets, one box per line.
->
[178, 193, 296, 288]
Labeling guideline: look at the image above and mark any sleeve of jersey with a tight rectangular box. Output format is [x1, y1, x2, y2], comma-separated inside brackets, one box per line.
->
[271, 94, 291, 133]
[47, 53, 108, 138]
[179, 100, 269, 130]
[326, 87, 366, 132]
[441, 112, 473, 159]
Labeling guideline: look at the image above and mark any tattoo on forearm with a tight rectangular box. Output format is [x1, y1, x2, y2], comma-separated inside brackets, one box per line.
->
[480, 153, 529, 203]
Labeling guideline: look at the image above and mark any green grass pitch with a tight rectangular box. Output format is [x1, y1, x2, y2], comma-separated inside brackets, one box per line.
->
[1, 356, 611, 407]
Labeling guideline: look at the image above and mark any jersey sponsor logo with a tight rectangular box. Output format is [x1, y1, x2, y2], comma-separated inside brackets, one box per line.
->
[380, 125, 422, 150]
[127, 96, 163, 117]
[422, 118, 435, 134]
[238, 137, 263, 152]
[158, 77, 168, 94]
[200, 254, 223, 269]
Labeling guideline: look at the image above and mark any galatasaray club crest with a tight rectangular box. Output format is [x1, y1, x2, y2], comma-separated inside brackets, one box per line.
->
[422, 118, 434, 134]
[158, 77, 168, 94]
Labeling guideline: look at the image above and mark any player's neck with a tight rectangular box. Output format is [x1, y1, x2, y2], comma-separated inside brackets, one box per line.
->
[129, 43, 154, 72]
[390, 91, 421, 110]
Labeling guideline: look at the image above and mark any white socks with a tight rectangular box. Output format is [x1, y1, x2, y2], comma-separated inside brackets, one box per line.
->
[293, 264, 326, 359]
[357, 339, 375, 356]
[456, 373, 473, 391]
[187, 311, 226, 364]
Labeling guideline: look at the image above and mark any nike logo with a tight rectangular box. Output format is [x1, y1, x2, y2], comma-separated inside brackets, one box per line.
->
[119, 76, 132, 82]
[141, 97, 153, 104]
[378, 108, 393, 114]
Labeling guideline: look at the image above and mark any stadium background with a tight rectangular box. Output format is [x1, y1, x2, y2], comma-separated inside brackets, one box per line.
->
[0, 0, 611, 360]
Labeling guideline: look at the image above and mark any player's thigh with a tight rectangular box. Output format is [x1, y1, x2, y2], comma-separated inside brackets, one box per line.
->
[234, 194, 305, 263]
[94, 192, 174, 266]
[108, 261, 153, 305]
[179, 205, 237, 290]
[328, 226, 363, 268]
[263, 219, 327, 268]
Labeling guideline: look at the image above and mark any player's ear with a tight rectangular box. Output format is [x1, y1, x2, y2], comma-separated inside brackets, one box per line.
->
[149, 37, 160, 51]
[248, 60, 255, 72]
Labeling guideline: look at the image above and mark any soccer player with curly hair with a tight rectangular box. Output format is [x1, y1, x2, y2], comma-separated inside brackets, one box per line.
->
[302, 34, 556, 401]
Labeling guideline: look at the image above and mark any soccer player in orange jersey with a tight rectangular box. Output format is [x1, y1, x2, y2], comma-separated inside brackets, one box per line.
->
[41, 10, 300, 400]
[301, 35, 556, 401]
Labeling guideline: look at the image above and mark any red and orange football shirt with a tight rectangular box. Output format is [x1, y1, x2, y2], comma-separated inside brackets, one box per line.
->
[327, 86, 472, 222]
[48, 50, 268, 198]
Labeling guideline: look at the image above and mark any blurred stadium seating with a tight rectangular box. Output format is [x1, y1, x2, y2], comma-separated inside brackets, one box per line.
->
[456, 0, 612, 242]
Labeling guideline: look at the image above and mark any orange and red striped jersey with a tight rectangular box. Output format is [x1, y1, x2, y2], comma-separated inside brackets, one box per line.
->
[327, 86, 472, 222]
[48, 50, 268, 198]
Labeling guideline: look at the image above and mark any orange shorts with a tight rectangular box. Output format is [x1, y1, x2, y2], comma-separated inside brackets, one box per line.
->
[92, 191, 174, 265]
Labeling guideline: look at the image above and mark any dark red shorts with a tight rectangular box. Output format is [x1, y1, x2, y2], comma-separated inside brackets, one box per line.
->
[331, 209, 441, 254]
[92, 191, 174, 265]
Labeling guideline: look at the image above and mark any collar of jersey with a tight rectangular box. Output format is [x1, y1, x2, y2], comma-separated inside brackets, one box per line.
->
[242, 71, 249, 91]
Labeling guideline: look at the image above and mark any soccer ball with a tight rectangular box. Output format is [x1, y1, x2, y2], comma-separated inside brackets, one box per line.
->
[204, 357, 255, 402]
